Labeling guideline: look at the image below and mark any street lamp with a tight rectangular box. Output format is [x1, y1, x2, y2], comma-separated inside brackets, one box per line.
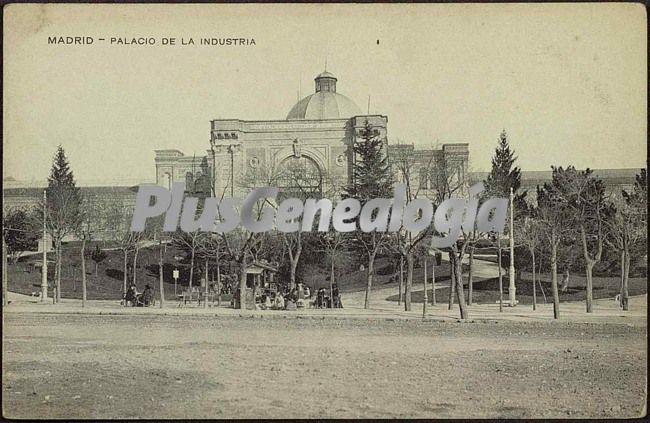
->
[508, 187, 516, 306]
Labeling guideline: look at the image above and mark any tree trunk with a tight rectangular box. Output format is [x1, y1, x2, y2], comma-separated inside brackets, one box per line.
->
[619, 251, 625, 307]
[364, 252, 376, 309]
[330, 259, 335, 308]
[448, 252, 455, 310]
[81, 238, 87, 307]
[287, 236, 302, 292]
[580, 225, 599, 314]
[56, 240, 62, 303]
[585, 262, 594, 313]
[159, 239, 165, 308]
[53, 246, 58, 303]
[431, 258, 436, 306]
[216, 261, 221, 307]
[468, 247, 474, 305]
[404, 252, 413, 311]
[455, 254, 468, 319]
[531, 250, 536, 311]
[204, 258, 209, 309]
[538, 253, 547, 304]
[132, 247, 139, 286]
[290, 257, 299, 292]
[123, 250, 128, 306]
[239, 259, 247, 310]
[95, 262, 98, 277]
[189, 248, 195, 292]
[622, 248, 630, 311]
[498, 235, 503, 312]
[551, 236, 560, 319]
[398, 256, 403, 306]
[422, 257, 427, 317]
[2, 236, 8, 307]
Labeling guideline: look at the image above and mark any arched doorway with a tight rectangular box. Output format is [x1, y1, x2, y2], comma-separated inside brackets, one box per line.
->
[277, 155, 323, 199]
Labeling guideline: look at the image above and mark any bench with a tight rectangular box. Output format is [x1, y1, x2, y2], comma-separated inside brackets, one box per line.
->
[178, 291, 218, 307]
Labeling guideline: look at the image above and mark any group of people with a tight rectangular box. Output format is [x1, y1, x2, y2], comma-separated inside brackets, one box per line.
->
[230, 282, 343, 310]
[124, 283, 154, 307]
[314, 285, 342, 308]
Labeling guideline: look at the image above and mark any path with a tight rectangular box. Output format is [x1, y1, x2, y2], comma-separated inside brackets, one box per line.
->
[4, 290, 646, 326]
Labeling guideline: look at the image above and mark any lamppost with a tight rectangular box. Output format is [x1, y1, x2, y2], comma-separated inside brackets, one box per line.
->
[41, 189, 48, 301]
[508, 187, 516, 306]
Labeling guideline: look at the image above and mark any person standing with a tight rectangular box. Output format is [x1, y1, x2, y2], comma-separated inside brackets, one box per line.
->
[333, 283, 342, 308]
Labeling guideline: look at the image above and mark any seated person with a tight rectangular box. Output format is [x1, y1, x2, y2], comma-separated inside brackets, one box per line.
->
[124, 284, 137, 306]
[273, 292, 285, 310]
[263, 294, 273, 310]
[316, 288, 326, 308]
[285, 299, 297, 311]
[140, 285, 153, 307]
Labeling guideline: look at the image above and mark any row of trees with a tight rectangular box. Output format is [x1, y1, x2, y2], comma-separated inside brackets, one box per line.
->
[346, 128, 646, 319]
[516, 167, 647, 316]
[3, 130, 647, 319]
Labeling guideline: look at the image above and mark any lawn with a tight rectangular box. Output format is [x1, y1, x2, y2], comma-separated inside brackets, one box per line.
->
[385, 272, 647, 305]
[6, 242, 227, 301]
[7, 242, 645, 306]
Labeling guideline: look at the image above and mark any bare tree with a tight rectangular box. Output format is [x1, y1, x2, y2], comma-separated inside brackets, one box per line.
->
[75, 194, 103, 307]
[103, 199, 142, 304]
[3, 208, 38, 264]
[389, 143, 438, 312]
[536, 167, 575, 319]
[172, 230, 205, 292]
[515, 214, 543, 310]
[197, 233, 228, 307]
[429, 155, 472, 319]
[606, 169, 647, 310]
[563, 170, 613, 313]
[241, 151, 337, 292]
[318, 231, 350, 307]
[221, 228, 263, 310]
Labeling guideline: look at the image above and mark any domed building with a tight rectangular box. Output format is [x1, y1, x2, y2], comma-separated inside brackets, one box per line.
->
[154, 69, 470, 199]
[155, 70, 389, 197]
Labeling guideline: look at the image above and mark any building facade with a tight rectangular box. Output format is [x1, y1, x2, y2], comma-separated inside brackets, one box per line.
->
[154, 70, 469, 200]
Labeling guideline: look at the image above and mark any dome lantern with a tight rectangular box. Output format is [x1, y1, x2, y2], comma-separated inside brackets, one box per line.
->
[315, 71, 337, 93]
[286, 71, 361, 120]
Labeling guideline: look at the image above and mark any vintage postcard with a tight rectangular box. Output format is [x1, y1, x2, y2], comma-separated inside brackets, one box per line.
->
[2, 3, 647, 419]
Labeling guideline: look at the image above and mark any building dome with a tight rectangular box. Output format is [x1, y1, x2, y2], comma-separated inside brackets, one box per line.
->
[286, 71, 362, 120]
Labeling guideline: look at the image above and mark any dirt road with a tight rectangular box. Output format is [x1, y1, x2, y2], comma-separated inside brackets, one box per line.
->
[2, 313, 646, 419]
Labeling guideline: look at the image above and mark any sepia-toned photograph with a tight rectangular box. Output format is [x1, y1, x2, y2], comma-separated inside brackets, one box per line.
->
[2, 3, 647, 419]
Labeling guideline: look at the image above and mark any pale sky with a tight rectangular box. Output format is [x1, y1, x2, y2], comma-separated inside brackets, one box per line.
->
[3, 3, 647, 185]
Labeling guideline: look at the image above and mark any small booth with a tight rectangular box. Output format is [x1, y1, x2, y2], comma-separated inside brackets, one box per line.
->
[234, 261, 279, 309]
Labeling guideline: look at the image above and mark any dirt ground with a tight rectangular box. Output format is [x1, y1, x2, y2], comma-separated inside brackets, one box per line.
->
[2, 313, 647, 419]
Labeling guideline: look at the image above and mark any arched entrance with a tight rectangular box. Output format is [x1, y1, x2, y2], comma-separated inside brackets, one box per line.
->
[277, 155, 323, 199]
